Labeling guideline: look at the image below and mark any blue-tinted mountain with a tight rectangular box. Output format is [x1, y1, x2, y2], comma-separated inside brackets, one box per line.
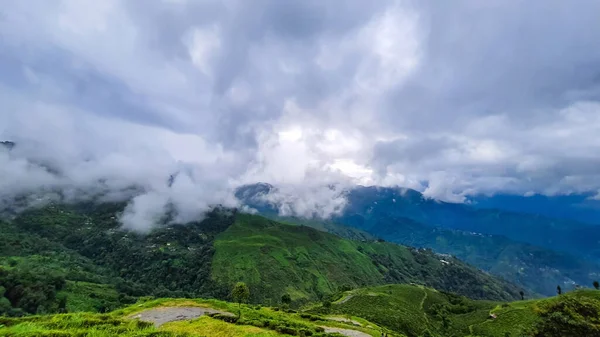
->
[341, 186, 600, 262]
[469, 193, 600, 224]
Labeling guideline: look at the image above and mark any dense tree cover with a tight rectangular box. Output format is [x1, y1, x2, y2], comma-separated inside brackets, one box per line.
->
[0, 204, 234, 315]
[344, 209, 599, 297]
[12, 204, 233, 297]
[531, 294, 600, 337]
[0, 263, 66, 315]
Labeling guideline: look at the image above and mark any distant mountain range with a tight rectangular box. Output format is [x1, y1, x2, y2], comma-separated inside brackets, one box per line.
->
[469, 192, 600, 224]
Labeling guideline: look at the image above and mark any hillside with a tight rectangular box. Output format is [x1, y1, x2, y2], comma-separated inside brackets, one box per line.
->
[365, 215, 599, 296]
[0, 202, 520, 317]
[211, 214, 521, 304]
[310, 284, 600, 337]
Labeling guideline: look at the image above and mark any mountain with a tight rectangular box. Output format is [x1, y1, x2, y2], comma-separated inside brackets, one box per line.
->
[340, 186, 600, 261]
[237, 183, 600, 296]
[0, 141, 15, 150]
[469, 193, 600, 224]
[0, 201, 520, 317]
[366, 215, 599, 296]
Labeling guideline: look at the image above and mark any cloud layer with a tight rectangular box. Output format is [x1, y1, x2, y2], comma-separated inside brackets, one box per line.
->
[2, 0, 600, 226]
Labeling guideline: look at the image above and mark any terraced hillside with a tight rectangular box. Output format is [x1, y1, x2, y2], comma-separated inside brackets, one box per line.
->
[2, 286, 599, 337]
[311, 284, 600, 337]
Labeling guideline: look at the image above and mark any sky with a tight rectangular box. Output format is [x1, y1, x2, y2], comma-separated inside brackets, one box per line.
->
[1, 0, 600, 228]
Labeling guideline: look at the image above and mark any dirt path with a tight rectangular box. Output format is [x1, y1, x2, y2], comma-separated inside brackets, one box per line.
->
[419, 289, 429, 324]
[336, 294, 355, 304]
[129, 306, 233, 327]
[320, 326, 372, 337]
[326, 316, 363, 326]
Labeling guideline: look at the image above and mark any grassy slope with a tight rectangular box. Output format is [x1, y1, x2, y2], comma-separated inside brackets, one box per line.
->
[211, 214, 521, 304]
[313, 284, 600, 337]
[1, 298, 393, 337]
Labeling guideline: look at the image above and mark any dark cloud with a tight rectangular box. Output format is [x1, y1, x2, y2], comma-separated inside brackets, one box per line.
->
[1, 0, 600, 217]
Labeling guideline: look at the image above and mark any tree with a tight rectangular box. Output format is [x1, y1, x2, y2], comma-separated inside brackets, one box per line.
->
[281, 294, 291, 308]
[231, 282, 250, 317]
[0, 296, 11, 315]
[593, 281, 599, 290]
[519, 290, 524, 300]
[557, 285, 562, 295]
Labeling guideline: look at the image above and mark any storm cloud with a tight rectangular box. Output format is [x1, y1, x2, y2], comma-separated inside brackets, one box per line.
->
[1, 0, 600, 227]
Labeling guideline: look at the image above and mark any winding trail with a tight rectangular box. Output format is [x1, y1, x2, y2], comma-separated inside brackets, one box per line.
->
[419, 289, 430, 324]
[337, 294, 355, 304]
[129, 307, 234, 327]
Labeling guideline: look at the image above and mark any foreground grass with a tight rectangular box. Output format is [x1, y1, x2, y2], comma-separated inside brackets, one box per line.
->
[162, 316, 284, 337]
[0, 312, 176, 337]
[1, 297, 390, 337]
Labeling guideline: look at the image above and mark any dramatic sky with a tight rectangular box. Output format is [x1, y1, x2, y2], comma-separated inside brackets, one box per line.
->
[2, 0, 600, 226]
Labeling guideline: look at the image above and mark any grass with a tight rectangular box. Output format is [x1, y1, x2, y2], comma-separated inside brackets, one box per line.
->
[162, 316, 284, 337]
[311, 284, 600, 337]
[0, 312, 177, 337]
[110, 297, 390, 337]
[211, 214, 385, 303]
[59, 281, 121, 312]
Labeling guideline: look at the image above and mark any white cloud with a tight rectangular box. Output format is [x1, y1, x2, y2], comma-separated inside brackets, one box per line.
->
[1, 0, 600, 219]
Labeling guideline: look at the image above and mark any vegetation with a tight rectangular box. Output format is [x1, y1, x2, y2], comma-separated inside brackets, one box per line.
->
[232, 282, 250, 316]
[1, 297, 391, 337]
[212, 213, 521, 304]
[336, 194, 600, 297]
[310, 284, 600, 337]
[238, 183, 600, 297]
[0, 201, 520, 317]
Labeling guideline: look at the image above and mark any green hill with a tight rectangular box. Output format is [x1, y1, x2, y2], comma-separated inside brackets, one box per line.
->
[1, 202, 520, 317]
[212, 213, 521, 304]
